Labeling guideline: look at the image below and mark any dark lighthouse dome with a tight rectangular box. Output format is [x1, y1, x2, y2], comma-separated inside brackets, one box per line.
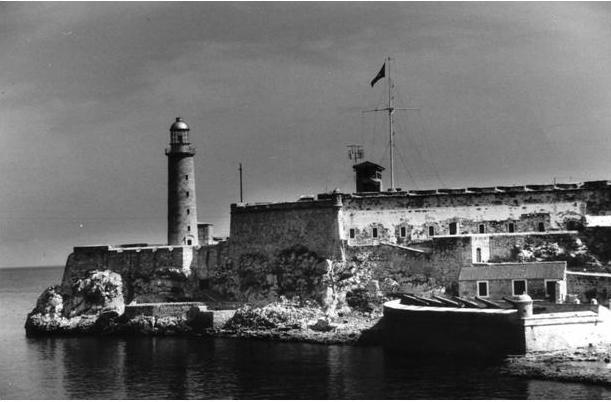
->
[170, 117, 190, 131]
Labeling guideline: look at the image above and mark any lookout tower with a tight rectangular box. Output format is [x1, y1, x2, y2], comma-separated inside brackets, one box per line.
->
[166, 117, 198, 246]
[353, 161, 385, 193]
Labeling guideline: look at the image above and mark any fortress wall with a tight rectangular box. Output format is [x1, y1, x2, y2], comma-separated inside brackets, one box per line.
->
[345, 236, 471, 295]
[342, 200, 585, 246]
[188, 202, 343, 303]
[523, 307, 611, 352]
[193, 242, 226, 280]
[383, 301, 523, 355]
[567, 272, 611, 304]
[229, 202, 342, 260]
[61, 245, 198, 303]
[487, 232, 579, 261]
[345, 186, 611, 213]
[383, 300, 611, 354]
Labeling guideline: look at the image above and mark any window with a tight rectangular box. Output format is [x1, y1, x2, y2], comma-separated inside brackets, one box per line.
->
[349, 228, 355, 239]
[476, 248, 482, 263]
[477, 281, 489, 297]
[187, 239, 192, 245]
[538, 222, 545, 232]
[428, 226, 435, 236]
[400, 227, 407, 238]
[185, 175, 189, 180]
[449, 222, 458, 235]
[512, 279, 527, 296]
[186, 191, 189, 197]
[507, 222, 515, 233]
[187, 209, 190, 215]
[187, 225, 191, 231]
[372, 228, 378, 238]
[479, 224, 486, 234]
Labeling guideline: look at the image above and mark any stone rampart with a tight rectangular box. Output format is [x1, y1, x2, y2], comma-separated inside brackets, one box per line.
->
[522, 306, 611, 352]
[345, 236, 471, 295]
[383, 300, 523, 355]
[61, 245, 198, 303]
[567, 271, 611, 304]
[229, 200, 342, 259]
[383, 300, 611, 355]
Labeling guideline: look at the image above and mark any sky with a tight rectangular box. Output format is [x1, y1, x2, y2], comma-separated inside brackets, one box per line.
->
[2, 2, 611, 267]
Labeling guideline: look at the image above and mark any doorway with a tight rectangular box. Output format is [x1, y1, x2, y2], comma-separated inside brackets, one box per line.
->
[546, 280, 557, 301]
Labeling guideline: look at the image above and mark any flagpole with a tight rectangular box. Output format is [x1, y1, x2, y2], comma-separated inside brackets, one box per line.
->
[363, 58, 419, 192]
[387, 56, 395, 191]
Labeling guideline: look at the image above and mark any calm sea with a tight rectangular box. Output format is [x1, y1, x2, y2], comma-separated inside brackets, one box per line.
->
[2, 266, 611, 399]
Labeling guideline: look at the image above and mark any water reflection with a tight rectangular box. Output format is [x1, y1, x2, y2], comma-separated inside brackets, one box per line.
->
[22, 336, 611, 399]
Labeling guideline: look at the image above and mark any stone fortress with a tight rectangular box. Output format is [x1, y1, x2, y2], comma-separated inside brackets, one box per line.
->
[59, 117, 611, 311]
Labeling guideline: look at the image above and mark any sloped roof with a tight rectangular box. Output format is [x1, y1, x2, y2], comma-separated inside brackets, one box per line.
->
[459, 261, 566, 281]
[352, 161, 385, 171]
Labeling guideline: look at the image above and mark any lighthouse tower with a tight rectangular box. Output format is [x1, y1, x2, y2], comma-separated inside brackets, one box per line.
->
[166, 117, 198, 246]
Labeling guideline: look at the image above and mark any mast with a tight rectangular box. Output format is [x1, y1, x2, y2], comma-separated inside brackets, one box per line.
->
[387, 57, 395, 191]
[239, 162, 243, 203]
[363, 56, 417, 191]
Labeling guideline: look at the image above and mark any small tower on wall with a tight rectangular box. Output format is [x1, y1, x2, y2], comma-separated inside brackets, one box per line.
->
[166, 117, 199, 246]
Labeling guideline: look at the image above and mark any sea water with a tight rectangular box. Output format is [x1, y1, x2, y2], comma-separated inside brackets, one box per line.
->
[2, 266, 611, 399]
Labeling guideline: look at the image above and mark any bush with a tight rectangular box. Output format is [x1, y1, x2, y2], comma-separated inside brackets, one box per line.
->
[345, 288, 379, 313]
[224, 297, 323, 330]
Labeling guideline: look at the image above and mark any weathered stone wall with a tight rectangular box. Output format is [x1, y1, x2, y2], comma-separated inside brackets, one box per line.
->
[195, 184, 611, 304]
[567, 272, 611, 304]
[199, 201, 344, 303]
[61, 245, 198, 303]
[523, 306, 611, 352]
[229, 200, 342, 259]
[123, 302, 206, 319]
[345, 236, 471, 296]
[383, 300, 523, 355]
[487, 232, 579, 262]
[384, 300, 611, 355]
[343, 197, 586, 246]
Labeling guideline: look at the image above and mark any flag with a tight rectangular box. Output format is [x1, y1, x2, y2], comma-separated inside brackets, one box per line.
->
[370, 63, 385, 87]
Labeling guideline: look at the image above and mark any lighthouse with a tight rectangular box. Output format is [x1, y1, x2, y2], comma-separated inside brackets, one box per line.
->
[166, 117, 198, 246]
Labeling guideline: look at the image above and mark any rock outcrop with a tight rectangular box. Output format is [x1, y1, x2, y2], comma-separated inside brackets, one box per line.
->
[25, 270, 125, 336]
[25, 269, 217, 337]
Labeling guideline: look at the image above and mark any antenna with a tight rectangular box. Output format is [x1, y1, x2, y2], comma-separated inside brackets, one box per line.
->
[239, 163, 244, 203]
[363, 56, 418, 191]
[347, 144, 364, 165]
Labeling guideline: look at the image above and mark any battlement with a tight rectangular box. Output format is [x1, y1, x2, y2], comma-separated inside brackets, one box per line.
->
[73, 244, 196, 253]
[230, 198, 338, 213]
[229, 180, 611, 212]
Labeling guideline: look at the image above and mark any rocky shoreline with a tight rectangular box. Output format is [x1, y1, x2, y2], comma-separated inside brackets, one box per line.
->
[26, 269, 611, 386]
[25, 270, 384, 345]
[503, 347, 611, 385]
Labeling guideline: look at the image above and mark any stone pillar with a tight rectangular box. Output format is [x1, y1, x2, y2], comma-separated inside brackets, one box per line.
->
[514, 294, 533, 318]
